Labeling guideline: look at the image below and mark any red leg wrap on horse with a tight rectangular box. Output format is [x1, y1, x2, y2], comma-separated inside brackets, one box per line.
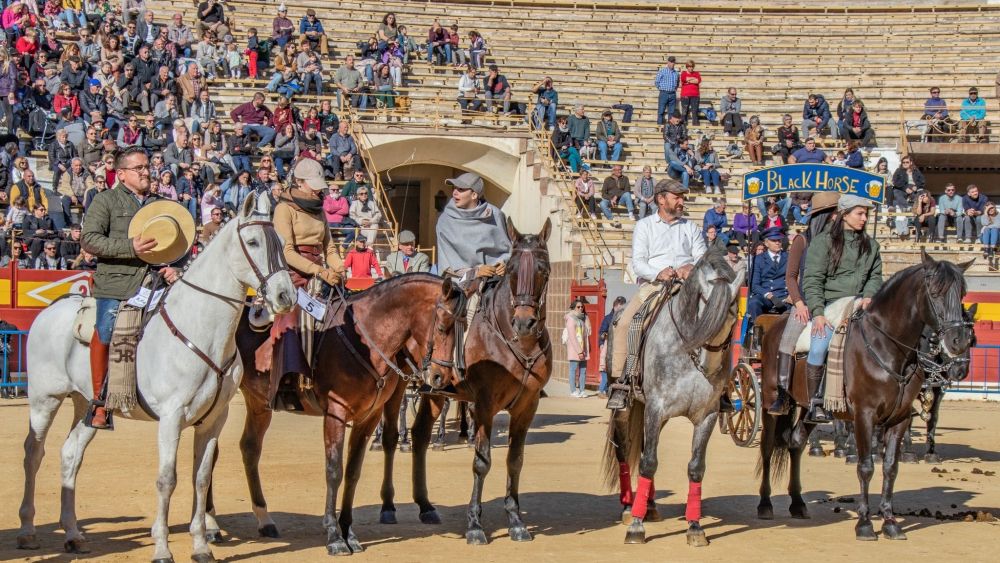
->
[619, 463, 633, 506]
[686, 481, 702, 522]
[631, 476, 653, 519]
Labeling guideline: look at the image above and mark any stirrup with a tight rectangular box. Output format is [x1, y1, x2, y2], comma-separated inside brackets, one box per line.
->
[719, 393, 735, 413]
[806, 403, 832, 423]
[84, 401, 114, 430]
[605, 384, 629, 410]
[767, 389, 791, 416]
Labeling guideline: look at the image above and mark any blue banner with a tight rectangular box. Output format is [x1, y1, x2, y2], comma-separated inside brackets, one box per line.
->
[743, 164, 886, 204]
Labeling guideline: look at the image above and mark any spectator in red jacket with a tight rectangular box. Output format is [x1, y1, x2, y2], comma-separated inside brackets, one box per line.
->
[53, 83, 81, 119]
[343, 235, 383, 279]
[680, 60, 701, 126]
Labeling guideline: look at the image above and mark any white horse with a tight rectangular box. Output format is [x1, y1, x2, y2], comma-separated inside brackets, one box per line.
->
[18, 193, 295, 563]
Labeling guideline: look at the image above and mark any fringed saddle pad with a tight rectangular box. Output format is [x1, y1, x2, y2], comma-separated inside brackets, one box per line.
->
[622, 282, 682, 398]
[823, 307, 857, 413]
[105, 306, 143, 411]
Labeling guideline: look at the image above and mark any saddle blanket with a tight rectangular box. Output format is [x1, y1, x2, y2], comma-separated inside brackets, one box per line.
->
[106, 306, 143, 410]
[792, 296, 857, 354]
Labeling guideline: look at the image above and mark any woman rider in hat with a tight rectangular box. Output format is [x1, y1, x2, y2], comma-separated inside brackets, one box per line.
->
[799, 194, 883, 422]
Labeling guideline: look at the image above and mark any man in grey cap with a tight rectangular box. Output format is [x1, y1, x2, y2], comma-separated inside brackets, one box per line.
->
[435, 171, 513, 340]
[384, 229, 431, 277]
[607, 178, 727, 410]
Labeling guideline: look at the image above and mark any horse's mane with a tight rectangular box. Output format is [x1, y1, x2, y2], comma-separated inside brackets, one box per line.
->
[346, 272, 444, 303]
[870, 260, 966, 316]
[672, 249, 737, 353]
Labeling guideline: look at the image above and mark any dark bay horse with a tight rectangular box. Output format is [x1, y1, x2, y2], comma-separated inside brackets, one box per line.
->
[757, 252, 974, 540]
[412, 218, 553, 545]
[220, 273, 464, 555]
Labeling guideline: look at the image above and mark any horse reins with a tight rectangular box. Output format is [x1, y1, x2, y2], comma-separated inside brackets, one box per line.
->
[157, 216, 285, 426]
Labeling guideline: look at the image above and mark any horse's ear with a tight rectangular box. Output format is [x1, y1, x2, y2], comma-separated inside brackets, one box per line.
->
[920, 248, 934, 266]
[240, 191, 258, 219]
[441, 276, 454, 298]
[967, 302, 978, 319]
[956, 257, 975, 272]
[538, 217, 552, 244]
[506, 216, 521, 243]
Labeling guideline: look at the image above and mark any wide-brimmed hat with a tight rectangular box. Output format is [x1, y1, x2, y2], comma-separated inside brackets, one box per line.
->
[809, 191, 841, 215]
[127, 200, 196, 265]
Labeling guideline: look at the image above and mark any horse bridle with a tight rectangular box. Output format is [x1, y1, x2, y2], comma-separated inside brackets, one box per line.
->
[421, 291, 466, 373]
[921, 270, 974, 357]
[507, 248, 549, 339]
[159, 216, 286, 426]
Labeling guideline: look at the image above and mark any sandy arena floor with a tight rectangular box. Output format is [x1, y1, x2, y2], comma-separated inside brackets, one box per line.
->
[1, 392, 998, 562]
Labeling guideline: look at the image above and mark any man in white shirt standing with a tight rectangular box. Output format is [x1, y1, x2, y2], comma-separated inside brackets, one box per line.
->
[608, 177, 707, 406]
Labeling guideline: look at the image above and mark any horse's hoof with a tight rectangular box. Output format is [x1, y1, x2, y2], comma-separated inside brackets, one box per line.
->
[900, 452, 919, 464]
[686, 528, 710, 547]
[346, 535, 364, 553]
[833, 448, 847, 459]
[790, 503, 810, 519]
[644, 505, 663, 522]
[882, 521, 907, 540]
[16, 534, 40, 550]
[845, 454, 859, 464]
[326, 539, 352, 556]
[509, 526, 532, 542]
[152, 558, 175, 563]
[419, 509, 441, 525]
[757, 504, 774, 520]
[379, 510, 397, 525]
[466, 528, 489, 545]
[191, 553, 216, 563]
[624, 521, 646, 544]
[64, 538, 91, 554]
[258, 524, 280, 538]
[369, 442, 383, 452]
[399, 443, 412, 453]
[205, 529, 224, 544]
[620, 507, 633, 526]
[856, 522, 878, 541]
[924, 453, 942, 465]
[809, 446, 825, 457]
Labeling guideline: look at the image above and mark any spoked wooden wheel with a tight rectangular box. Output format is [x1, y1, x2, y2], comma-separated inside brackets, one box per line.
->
[725, 362, 762, 447]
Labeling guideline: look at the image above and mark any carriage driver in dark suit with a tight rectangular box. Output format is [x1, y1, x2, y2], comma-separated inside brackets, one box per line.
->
[745, 227, 790, 343]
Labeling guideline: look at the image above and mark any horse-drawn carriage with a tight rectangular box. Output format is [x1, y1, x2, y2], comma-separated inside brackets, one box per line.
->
[719, 313, 775, 447]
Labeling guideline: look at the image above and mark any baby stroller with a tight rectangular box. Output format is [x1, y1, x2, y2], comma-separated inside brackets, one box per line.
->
[27, 104, 57, 151]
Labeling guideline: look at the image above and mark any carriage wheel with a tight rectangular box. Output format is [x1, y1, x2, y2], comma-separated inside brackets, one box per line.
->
[726, 362, 762, 447]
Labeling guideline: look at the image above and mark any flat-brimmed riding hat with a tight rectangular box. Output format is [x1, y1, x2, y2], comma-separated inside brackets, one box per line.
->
[398, 230, 416, 244]
[293, 158, 327, 192]
[809, 191, 841, 215]
[838, 194, 875, 212]
[128, 200, 197, 265]
[446, 172, 484, 195]
[653, 177, 687, 195]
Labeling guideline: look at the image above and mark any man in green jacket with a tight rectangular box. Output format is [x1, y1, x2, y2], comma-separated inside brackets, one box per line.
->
[81, 146, 180, 429]
[801, 194, 883, 422]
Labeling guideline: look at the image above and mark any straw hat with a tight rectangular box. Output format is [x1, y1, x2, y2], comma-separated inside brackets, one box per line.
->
[809, 191, 841, 215]
[128, 200, 197, 265]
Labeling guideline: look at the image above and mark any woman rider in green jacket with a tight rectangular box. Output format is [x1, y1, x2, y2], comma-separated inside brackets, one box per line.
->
[801, 194, 883, 422]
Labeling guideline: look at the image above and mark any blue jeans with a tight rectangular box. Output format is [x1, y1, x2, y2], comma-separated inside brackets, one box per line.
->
[598, 140, 622, 161]
[807, 321, 835, 367]
[599, 370, 608, 393]
[244, 124, 275, 149]
[792, 205, 810, 225]
[232, 155, 251, 173]
[60, 9, 87, 28]
[95, 298, 121, 344]
[558, 147, 581, 172]
[266, 71, 284, 92]
[568, 360, 587, 393]
[699, 168, 721, 188]
[330, 218, 358, 244]
[600, 192, 635, 220]
[274, 156, 289, 180]
[656, 90, 677, 125]
[183, 196, 197, 221]
[338, 90, 369, 110]
[534, 102, 556, 128]
[668, 161, 691, 190]
[983, 229, 999, 247]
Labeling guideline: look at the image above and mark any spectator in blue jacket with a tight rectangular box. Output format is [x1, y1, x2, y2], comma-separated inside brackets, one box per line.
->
[745, 227, 789, 343]
[962, 184, 989, 242]
[959, 87, 987, 142]
[653, 56, 679, 126]
[802, 93, 836, 140]
[299, 9, 329, 57]
[532, 76, 558, 129]
[703, 198, 729, 244]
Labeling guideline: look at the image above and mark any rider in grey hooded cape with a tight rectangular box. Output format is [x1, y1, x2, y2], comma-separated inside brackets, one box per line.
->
[436, 198, 512, 279]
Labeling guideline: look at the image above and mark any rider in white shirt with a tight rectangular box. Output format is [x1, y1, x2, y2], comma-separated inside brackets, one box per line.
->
[609, 178, 715, 408]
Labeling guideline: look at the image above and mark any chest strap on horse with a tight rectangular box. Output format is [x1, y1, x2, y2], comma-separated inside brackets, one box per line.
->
[159, 307, 238, 426]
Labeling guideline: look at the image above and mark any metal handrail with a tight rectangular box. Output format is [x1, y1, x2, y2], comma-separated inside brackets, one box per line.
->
[347, 111, 400, 253]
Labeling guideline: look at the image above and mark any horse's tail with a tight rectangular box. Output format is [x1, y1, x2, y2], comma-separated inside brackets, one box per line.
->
[601, 403, 645, 490]
[755, 412, 791, 483]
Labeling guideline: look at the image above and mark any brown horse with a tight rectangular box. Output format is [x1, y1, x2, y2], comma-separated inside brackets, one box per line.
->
[409, 218, 553, 545]
[218, 273, 464, 555]
[758, 252, 974, 540]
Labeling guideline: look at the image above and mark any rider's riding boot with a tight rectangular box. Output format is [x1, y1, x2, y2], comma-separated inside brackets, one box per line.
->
[767, 352, 794, 415]
[87, 333, 112, 430]
[805, 364, 832, 423]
